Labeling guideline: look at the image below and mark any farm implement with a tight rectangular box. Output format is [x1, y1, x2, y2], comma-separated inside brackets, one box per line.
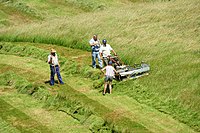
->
[108, 56, 150, 81]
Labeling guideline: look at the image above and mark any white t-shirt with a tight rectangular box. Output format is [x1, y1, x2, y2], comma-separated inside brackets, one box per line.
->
[89, 38, 101, 52]
[105, 65, 115, 77]
[99, 44, 113, 57]
[48, 53, 59, 66]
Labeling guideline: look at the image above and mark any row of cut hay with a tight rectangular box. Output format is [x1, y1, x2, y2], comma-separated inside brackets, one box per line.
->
[0, 42, 150, 132]
[1, 1, 199, 129]
[0, 71, 112, 132]
[1, 36, 200, 131]
[0, 70, 149, 132]
[114, 79, 200, 131]
[0, 42, 101, 80]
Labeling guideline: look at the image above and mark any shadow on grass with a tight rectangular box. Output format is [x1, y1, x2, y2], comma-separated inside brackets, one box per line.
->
[44, 80, 60, 85]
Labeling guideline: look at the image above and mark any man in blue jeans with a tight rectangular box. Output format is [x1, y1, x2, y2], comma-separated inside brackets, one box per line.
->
[89, 34, 103, 69]
[47, 49, 64, 86]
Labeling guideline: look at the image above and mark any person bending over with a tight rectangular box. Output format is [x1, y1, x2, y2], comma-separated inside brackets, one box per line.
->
[101, 61, 117, 95]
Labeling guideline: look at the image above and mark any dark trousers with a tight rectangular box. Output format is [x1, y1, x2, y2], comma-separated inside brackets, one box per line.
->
[50, 65, 64, 85]
[103, 57, 109, 66]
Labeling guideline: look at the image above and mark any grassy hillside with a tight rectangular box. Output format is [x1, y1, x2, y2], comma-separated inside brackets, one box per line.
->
[0, 43, 152, 132]
[0, 0, 200, 132]
[0, 42, 197, 133]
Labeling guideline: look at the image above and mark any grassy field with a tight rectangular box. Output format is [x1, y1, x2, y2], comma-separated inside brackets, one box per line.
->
[0, 0, 200, 132]
[0, 43, 150, 132]
[0, 42, 197, 132]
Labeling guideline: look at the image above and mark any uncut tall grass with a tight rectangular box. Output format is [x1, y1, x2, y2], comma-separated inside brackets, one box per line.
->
[0, 0, 200, 130]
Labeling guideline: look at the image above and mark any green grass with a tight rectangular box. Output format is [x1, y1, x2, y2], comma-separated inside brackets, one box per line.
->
[0, 47, 150, 132]
[114, 79, 200, 131]
[0, 64, 108, 132]
[0, 86, 91, 133]
[0, 0, 199, 132]
[0, 98, 52, 133]
[0, 117, 21, 133]
[0, 42, 197, 132]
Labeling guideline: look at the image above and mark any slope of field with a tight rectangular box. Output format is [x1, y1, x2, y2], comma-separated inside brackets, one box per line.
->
[0, 90, 90, 133]
[0, 0, 199, 132]
[0, 42, 197, 132]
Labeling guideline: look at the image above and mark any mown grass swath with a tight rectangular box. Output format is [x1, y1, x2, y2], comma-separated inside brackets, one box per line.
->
[0, 43, 150, 132]
[1, 40, 199, 131]
[0, 0, 199, 132]
[0, 68, 149, 132]
[0, 68, 110, 132]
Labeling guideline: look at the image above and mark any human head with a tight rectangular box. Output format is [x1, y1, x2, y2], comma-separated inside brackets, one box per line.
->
[51, 48, 56, 56]
[102, 39, 107, 46]
[108, 61, 112, 65]
[93, 34, 97, 41]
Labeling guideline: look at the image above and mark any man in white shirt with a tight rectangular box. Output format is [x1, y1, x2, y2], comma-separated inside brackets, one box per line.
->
[89, 34, 103, 69]
[48, 49, 64, 86]
[99, 39, 117, 66]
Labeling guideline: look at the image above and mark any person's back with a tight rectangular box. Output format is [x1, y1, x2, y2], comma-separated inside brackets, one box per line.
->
[105, 65, 115, 77]
[101, 61, 117, 95]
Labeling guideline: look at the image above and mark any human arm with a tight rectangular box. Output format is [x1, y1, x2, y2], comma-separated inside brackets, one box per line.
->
[109, 45, 117, 56]
[113, 67, 118, 75]
[48, 55, 52, 64]
[100, 52, 103, 59]
[101, 67, 106, 75]
[89, 40, 99, 46]
[112, 50, 117, 56]
[99, 46, 103, 59]
[58, 61, 60, 67]
[56, 54, 60, 67]
[114, 69, 117, 74]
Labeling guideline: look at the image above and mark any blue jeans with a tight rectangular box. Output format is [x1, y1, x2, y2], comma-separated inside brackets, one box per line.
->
[92, 51, 102, 68]
[50, 65, 64, 85]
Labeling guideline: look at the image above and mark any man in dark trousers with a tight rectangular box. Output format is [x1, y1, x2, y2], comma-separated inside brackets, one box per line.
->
[47, 49, 64, 86]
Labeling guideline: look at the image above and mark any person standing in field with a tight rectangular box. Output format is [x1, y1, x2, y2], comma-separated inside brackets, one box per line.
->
[99, 39, 117, 66]
[89, 34, 103, 69]
[47, 49, 64, 86]
[101, 61, 117, 95]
